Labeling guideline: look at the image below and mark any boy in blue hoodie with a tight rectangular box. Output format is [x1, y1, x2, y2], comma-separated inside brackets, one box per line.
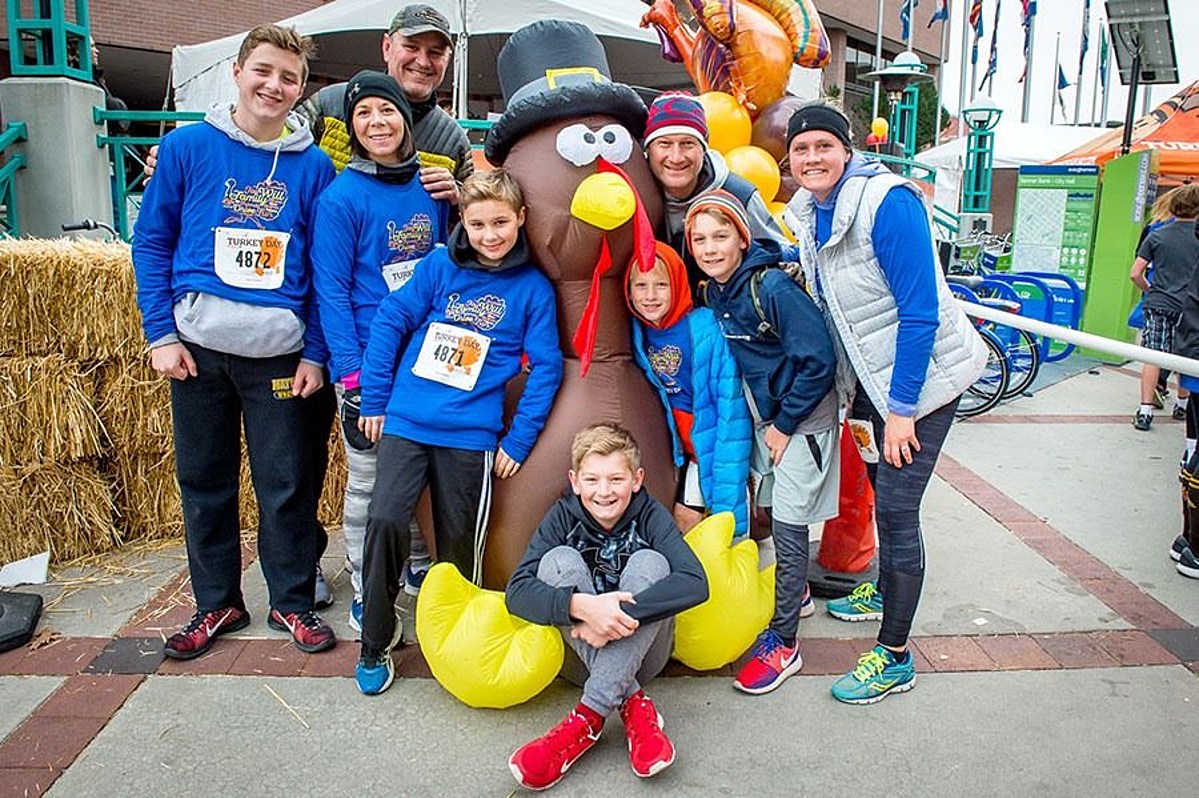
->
[354, 168, 563, 695]
[687, 190, 840, 696]
[132, 25, 337, 660]
[625, 241, 752, 536]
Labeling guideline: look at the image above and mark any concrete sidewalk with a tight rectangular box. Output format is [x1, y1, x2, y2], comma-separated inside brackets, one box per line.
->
[1, 362, 1196, 797]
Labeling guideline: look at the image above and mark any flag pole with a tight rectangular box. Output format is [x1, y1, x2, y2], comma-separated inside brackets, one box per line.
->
[1100, 28, 1112, 126]
[935, 3, 949, 141]
[1050, 33, 1061, 124]
[1021, 3, 1037, 122]
[1073, 1, 1088, 125]
[958, 0, 970, 137]
[872, 0, 885, 119]
[1089, 28, 1102, 125]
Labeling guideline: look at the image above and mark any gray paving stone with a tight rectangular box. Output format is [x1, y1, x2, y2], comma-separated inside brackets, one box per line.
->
[0, 675, 62, 743]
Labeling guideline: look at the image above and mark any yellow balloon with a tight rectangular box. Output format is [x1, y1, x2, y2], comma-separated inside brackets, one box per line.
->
[871, 117, 889, 140]
[672, 513, 775, 671]
[767, 201, 796, 242]
[724, 145, 782, 208]
[697, 91, 752, 154]
[416, 562, 563, 708]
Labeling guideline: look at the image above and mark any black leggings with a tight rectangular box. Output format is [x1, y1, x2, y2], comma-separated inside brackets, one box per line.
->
[851, 389, 959, 649]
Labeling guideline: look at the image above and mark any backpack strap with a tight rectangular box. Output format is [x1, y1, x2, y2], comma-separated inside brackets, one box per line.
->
[748, 269, 776, 338]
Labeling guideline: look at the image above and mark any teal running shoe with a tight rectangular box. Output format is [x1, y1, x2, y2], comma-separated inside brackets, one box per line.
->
[355, 621, 402, 696]
[826, 581, 884, 622]
[831, 645, 915, 704]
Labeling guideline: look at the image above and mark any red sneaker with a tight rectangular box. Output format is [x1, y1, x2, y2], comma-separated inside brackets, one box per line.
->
[508, 710, 601, 790]
[619, 690, 675, 778]
[268, 608, 336, 653]
[163, 607, 250, 660]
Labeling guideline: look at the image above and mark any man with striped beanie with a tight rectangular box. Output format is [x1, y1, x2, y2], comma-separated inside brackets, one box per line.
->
[644, 93, 788, 290]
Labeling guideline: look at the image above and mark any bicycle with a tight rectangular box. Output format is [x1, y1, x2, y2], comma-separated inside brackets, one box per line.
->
[62, 218, 119, 240]
[947, 274, 1040, 409]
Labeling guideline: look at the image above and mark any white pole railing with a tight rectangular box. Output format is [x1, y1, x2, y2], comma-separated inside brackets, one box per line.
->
[958, 300, 1199, 377]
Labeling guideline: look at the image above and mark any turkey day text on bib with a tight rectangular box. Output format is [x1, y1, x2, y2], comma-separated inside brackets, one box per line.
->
[411, 321, 491, 391]
[382, 258, 420, 292]
[214, 227, 290, 290]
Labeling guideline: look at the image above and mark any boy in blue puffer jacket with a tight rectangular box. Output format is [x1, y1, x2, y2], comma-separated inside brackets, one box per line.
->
[625, 241, 752, 536]
[687, 189, 840, 697]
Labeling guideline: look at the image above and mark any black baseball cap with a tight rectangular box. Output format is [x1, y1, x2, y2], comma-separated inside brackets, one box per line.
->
[388, 5, 452, 46]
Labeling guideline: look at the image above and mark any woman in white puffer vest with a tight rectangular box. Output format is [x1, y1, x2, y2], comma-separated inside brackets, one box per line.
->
[782, 102, 988, 705]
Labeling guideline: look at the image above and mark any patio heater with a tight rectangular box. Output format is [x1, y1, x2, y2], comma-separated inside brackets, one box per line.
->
[1104, 0, 1177, 155]
[961, 96, 1003, 214]
[866, 51, 932, 162]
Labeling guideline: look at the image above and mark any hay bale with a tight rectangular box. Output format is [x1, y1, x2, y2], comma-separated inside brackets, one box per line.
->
[0, 461, 117, 564]
[0, 356, 104, 466]
[108, 452, 183, 542]
[97, 359, 173, 455]
[0, 239, 142, 360]
[109, 443, 344, 540]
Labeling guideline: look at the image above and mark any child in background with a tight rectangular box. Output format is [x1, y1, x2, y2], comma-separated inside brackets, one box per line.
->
[353, 168, 563, 695]
[686, 190, 840, 696]
[626, 241, 752, 535]
[311, 69, 450, 633]
[505, 423, 708, 790]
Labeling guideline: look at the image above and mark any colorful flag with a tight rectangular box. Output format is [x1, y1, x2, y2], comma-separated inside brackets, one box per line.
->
[980, 0, 1002, 92]
[1020, 1, 1038, 82]
[900, 0, 920, 41]
[1057, 64, 1071, 116]
[928, 0, 949, 28]
[970, 0, 985, 66]
[1099, 26, 1109, 83]
[1079, 0, 1091, 72]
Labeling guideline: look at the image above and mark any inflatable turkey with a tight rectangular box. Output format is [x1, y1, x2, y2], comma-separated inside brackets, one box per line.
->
[482, 20, 674, 587]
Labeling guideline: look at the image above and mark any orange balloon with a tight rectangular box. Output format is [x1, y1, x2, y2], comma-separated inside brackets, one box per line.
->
[698, 91, 752, 154]
[767, 200, 796, 242]
[724, 145, 781, 206]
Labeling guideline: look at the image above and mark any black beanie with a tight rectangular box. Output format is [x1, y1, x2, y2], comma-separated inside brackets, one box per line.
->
[786, 103, 853, 150]
[343, 70, 414, 156]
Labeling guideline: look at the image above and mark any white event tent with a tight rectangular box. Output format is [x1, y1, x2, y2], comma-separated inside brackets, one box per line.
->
[919, 120, 1102, 216]
[171, 0, 689, 115]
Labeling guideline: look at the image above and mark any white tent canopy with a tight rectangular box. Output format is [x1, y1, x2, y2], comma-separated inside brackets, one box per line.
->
[918, 120, 1101, 215]
[171, 0, 682, 115]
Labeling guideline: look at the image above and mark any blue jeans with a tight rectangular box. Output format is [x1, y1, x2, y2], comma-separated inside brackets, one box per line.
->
[170, 344, 317, 615]
[851, 388, 958, 648]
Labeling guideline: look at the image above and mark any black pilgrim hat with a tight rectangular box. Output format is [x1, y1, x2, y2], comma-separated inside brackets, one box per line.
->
[483, 20, 647, 165]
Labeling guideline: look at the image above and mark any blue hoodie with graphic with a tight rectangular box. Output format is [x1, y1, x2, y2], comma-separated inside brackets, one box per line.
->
[358, 225, 563, 463]
[312, 159, 450, 383]
[132, 103, 335, 363]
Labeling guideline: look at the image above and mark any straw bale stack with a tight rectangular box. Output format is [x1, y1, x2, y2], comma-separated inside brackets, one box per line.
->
[0, 238, 351, 565]
[0, 239, 142, 360]
[0, 461, 117, 563]
[0, 356, 105, 466]
[97, 359, 173, 455]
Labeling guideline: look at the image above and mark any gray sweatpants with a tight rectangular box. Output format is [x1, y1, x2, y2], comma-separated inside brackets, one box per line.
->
[537, 546, 674, 717]
[335, 386, 429, 600]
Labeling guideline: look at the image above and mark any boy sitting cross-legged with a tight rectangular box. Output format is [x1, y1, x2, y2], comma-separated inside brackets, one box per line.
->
[505, 423, 709, 790]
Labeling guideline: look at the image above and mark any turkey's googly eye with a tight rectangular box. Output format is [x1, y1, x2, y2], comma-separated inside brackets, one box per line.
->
[556, 123, 601, 167]
[592, 124, 634, 164]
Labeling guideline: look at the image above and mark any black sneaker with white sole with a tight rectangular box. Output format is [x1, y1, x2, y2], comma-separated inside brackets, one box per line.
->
[1170, 534, 1188, 563]
[1133, 411, 1153, 431]
[1176, 547, 1199, 579]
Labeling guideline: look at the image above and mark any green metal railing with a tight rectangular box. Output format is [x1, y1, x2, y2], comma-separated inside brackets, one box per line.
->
[0, 122, 29, 237]
[6, 0, 91, 81]
[871, 152, 937, 185]
[93, 108, 203, 240]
